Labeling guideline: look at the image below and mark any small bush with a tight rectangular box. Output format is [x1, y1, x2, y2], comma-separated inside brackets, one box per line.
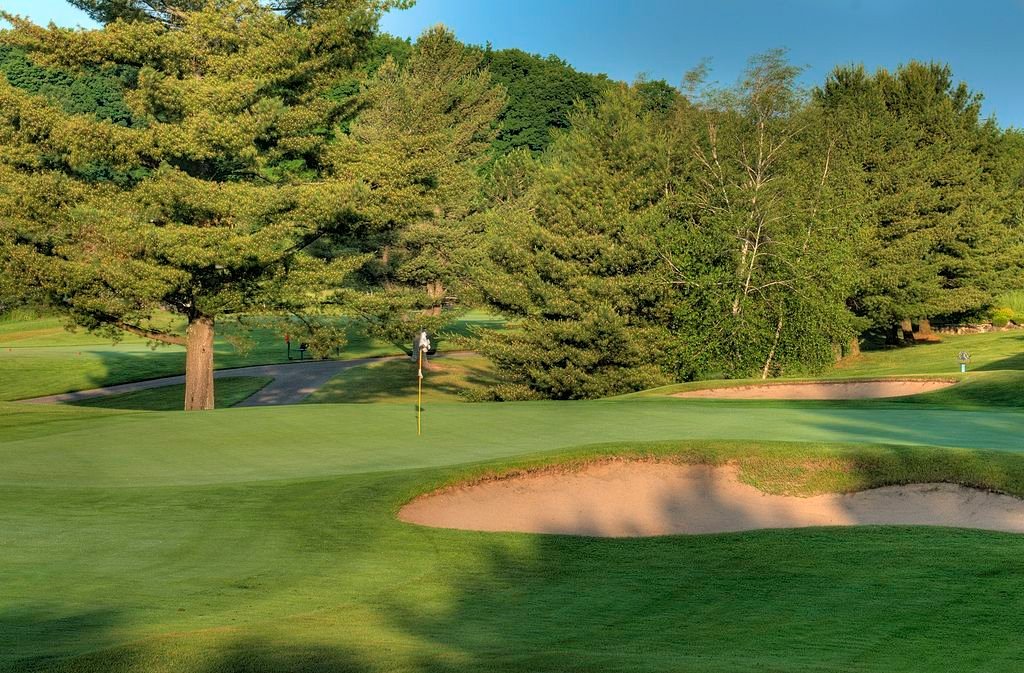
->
[992, 307, 1015, 328]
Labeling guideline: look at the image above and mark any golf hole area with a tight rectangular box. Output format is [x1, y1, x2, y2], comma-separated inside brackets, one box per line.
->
[399, 461, 1024, 537]
[670, 378, 957, 400]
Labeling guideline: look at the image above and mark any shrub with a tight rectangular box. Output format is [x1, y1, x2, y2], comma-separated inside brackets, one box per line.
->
[991, 307, 1015, 328]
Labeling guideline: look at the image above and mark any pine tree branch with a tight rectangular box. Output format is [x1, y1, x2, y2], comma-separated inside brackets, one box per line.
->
[110, 318, 187, 346]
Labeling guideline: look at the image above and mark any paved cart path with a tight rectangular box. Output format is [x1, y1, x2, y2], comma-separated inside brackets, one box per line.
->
[20, 355, 417, 407]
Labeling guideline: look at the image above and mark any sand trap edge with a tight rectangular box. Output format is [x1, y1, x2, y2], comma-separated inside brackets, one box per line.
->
[670, 378, 959, 400]
[398, 459, 1024, 537]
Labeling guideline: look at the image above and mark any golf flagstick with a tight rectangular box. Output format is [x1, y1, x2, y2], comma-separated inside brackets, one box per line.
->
[417, 347, 423, 435]
[416, 330, 431, 436]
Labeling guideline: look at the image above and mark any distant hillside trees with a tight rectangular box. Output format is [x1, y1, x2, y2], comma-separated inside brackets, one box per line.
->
[478, 48, 608, 155]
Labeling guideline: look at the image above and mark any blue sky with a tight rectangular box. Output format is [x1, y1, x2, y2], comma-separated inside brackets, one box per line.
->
[6, 0, 1022, 127]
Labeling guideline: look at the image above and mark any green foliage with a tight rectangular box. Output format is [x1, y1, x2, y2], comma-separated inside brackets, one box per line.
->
[66, 0, 414, 27]
[476, 54, 870, 398]
[672, 49, 863, 379]
[330, 26, 505, 342]
[479, 47, 608, 155]
[817, 61, 1012, 333]
[477, 85, 677, 398]
[991, 306, 1014, 327]
[997, 290, 1024, 316]
[0, 45, 137, 126]
[635, 76, 682, 114]
[0, 3, 498, 407]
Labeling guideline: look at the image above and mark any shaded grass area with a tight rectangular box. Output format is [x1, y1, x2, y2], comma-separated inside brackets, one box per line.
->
[305, 354, 498, 405]
[69, 377, 272, 411]
[0, 311, 503, 401]
[7, 439, 1024, 672]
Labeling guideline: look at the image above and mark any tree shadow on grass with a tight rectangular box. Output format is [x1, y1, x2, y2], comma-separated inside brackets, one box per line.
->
[975, 334, 1024, 371]
[10, 447, 1024, 672]
[309, 355, 498, 405]
[0, 605, 123, 672]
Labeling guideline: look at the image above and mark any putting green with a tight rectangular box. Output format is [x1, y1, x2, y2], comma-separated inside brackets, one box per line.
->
[2, 399, 1022, 487]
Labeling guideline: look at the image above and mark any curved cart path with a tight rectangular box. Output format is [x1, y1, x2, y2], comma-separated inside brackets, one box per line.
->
[19, 354, 441, 407]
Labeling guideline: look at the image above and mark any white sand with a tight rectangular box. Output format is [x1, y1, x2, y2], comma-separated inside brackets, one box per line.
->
[671, 379, 956, 400]
[399, 462, 1024, 537]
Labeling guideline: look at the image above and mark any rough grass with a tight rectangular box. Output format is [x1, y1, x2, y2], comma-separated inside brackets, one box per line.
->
[995, 289, 1024, 316]
[68, 377, 272, 411]
[414, 440, 1024, 500]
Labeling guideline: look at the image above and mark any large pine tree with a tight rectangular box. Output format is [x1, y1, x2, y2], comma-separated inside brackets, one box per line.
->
[817, 62, 1005, 337]
[0, 1, 493, 409]
[476, 85, 677, 398]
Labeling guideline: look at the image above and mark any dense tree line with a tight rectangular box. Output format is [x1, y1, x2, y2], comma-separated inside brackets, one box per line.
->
[1, 1, 1021, 406]
[476, 53, 1024, 397]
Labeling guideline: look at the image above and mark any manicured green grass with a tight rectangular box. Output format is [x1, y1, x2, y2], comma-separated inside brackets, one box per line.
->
[816, 329, 1024, 408]
[836, 329, 1024, 377]
[6, 417, 1024, 672]
[306, 354, 498, 404]
[4, 399, 1023, 488]
[69, 377, 272, 411]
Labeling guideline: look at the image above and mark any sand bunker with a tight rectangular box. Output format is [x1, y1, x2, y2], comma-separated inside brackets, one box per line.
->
[399, 462, 1024, 537]
[671, 379, 956, 400]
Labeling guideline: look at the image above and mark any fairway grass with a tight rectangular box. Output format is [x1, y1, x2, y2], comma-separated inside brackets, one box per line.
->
[7, 426, 1024, 672]
[306, 354, 498, 404]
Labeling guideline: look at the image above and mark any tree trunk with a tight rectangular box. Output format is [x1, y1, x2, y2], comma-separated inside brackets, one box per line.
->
[426, 280, 444, 317]
[184, 314, 215, 411]
[899, 318, 914, 344]
[761, 316, 784, 379]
